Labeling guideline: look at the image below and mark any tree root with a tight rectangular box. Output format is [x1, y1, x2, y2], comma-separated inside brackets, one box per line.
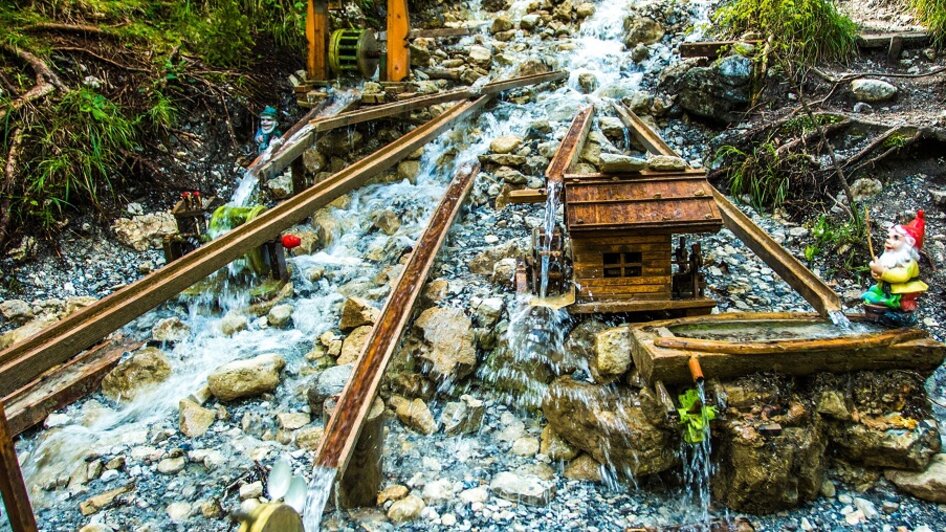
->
[55, 46, 151, 73]
[0, 129, 24, 248]
[0, 43, 66, 123]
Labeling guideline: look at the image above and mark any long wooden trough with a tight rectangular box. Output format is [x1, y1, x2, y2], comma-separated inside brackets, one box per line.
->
[629, 312, 946, 385]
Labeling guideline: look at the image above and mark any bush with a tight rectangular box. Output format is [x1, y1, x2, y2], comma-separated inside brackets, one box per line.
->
[911, 0, 946, 45]
[713, 0, 858, 65]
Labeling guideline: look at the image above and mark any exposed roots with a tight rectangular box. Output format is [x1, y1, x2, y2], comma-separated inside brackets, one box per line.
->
[0, 129, 24, 248]
[0, 43, 66, 123]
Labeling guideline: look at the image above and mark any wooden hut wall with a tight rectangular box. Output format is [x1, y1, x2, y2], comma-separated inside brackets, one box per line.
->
[572, 233, 672, 301]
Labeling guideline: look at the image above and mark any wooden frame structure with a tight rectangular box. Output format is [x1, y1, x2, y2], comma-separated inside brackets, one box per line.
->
[0, 401, 38, 532]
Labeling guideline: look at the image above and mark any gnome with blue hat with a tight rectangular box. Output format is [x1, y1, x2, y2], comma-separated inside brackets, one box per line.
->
[255, 105, 283, 153]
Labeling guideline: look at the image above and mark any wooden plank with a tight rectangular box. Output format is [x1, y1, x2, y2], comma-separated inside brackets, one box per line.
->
[612, 103, 676, 156]
[711, 186, 841, 317]
[572, 242, 671, 252]
[629, 313, 946, 385]
[857, 31, 931, 49]
[679, 40, 762, 58]
[315, 163, 480, 479]
[507, 188, 547, 204]
[546, 106, 594, 183]
[653, 327, 927, 355]
[571, 298, 717, 314]
[386, 0, 410, 82]
[564, 169, 707, 181]
[581, 276, 672, 287]
[0, 97, 491, 398]
[306, 0, 329, 81]
[0, 401, 37, 532]
[571, 233, 670, 245]
[3, 340, 142, 437]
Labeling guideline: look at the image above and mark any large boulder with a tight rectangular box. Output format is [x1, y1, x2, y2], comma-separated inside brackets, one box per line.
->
[623, 17, 664, 48]
[113, 212, 178, 251]
[851, 79, 897, 103]
[207, 354, 285, 401]
[885, 453, 946, 503]
[663, 55, 752, 123]
[101, 348, 172, 401]
[542, 377, 677, 477]
[824, 417, 940, 471]
[307, 363, 354, 414]
[713, 415, 826, 514]
[412, 307, 477, 382]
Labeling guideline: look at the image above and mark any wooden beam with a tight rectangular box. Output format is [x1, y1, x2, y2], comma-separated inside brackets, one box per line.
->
[386, 0, 410, 82]
[0, 98, 490, 398]
[315, 162, 481, 479]
[629, 313, 946, 385]
[857, 31, 930, 49]
[0, 401, 37, 532]
[570, 297, 717, 315]
[612, 103, 676, 156]
[507, 188, 547, 204]
[679, 40, 761, 58]
[2, 339, 142, 437]
[711, 186, 841, 317]
[546, 106, 594, 183]
[306, 0, 329, 81]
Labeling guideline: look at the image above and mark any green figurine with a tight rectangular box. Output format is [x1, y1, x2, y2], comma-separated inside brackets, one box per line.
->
[255, 105, 283, 153]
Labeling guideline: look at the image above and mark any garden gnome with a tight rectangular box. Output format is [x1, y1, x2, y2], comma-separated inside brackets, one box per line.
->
[255, 105, 283, 153]
[862, 210, 928, 326]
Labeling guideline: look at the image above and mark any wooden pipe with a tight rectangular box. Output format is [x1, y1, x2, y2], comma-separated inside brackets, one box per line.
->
[688, 356, 704, 384]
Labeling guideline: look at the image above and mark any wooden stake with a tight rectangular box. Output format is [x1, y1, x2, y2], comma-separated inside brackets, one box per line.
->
[0, 401, 38, 532]
[386, 0, 410, 82]
[865, 207, 876, 260]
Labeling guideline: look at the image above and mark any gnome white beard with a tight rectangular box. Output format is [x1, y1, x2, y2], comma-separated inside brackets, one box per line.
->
[877, 245, 918, 269]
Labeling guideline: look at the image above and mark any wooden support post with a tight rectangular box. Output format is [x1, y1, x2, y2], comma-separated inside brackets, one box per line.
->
[290, 157, 307, 197]
[323, 397, 385, 508]
[306, 0, 329, 81]
[887, 35, 904, 65]
[0, 402, 38, 532]
[386, 0, 410, 82]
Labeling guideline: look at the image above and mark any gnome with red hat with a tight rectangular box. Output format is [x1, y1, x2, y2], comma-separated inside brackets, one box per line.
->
[863, 210, 928, 324]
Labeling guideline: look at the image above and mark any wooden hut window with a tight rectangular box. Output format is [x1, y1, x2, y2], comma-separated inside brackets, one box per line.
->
[603, 252, 643, 278]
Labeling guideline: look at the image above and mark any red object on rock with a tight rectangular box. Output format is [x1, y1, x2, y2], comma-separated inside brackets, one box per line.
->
[281, 234, 301, 249]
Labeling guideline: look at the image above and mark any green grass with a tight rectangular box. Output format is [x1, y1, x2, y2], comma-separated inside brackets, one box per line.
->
[713, 0, 858, 65]
[803, 211, 867, 271]
[911, 0, 946, 45]
[715, 143, 796, 212]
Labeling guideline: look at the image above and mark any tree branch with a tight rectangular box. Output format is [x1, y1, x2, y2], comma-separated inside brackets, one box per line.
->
[0, 43, 66, 122]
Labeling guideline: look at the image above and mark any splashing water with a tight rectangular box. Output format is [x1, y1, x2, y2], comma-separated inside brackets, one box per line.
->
[302, 466, 337, 531]
[828, 309, 852, 330]
[538, 181, 562, 299]
[680, 381, 715, 529]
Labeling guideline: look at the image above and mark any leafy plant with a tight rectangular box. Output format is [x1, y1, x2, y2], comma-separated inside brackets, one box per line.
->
[713, 0, 858, 65]
[803, 211, 867, 269]
[678, 388, 717, 445]
[714, 143, 807, 212]
[911, 0, 946, 45]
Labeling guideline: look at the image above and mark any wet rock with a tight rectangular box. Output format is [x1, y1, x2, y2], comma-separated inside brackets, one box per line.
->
[311, 210, 341, 247]
[459, 486, 489, 505]
[491, 15, 514, 33]
[277, 412, 310, 430]
[267, 174, 293, 199]
[387, 494, 425, 523]
[472, 297, 504, 328]
[303, 147, 327, 174]
[157, 456, 185, 475]
[469, 45, 493, 66]
[101, 347, 172, 401]
[340, 297, 380, 331]
[631, 43, 650, 62]
[601, 154, 647, 173]
[647, 155, 687, 171]
[540, 425, 579, 461]
[267, 304, 293, 328]
[714, 416, 825, 514]
[421, 278, 450, 307]
[165, 501, 192, 522]
[112, 212, 178, 251]
[851, 79, 897, 102]
[520, 14, 540, 31]
[885, 453, 946, 503]
[378, 484, 409, 505]
[511, 436, 540, 456]
[593, 326, 632, 379]
[576, 2, 595, 18]
[490, 471, 555, 506]
[179, 399, 215, 437]
[307, 363, 354, 413]
[220, 312, 248, 336]
[240, 481, 264, 500]
[339, 325, 372, 364]
[422, 479, 458, 504]
[207, 354, 285, 401]
[815, 389, 852, 420]
[543, 377, 676, 476]
[390, 395, 438, 434]
[413, 307, 476, 381]
[0, 299, 32, 323]
[565, 454, 602, 482]
[372, 209, 401, 235]
[666, 55, 752, 123]
[826, 418, 940, 471]
[490, 135, 523, 154]
[441, 394, 485, 435]
[623, 17, 664, 47]
[553, 0, 575, 21]
[469, 240, 526, 275]
[151, 317, 189, 343]
[397, 160, 421, 183]
[578, 72, 598, 93]
[79, 483, 135, 516]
